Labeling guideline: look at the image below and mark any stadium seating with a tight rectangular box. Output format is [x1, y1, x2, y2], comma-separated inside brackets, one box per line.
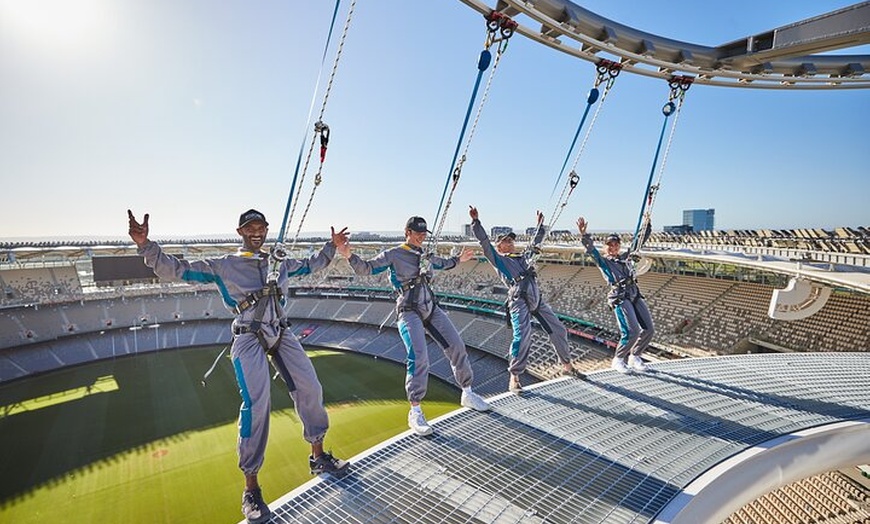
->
[722, 470, 870, 524]
[0, 265, 82, 306]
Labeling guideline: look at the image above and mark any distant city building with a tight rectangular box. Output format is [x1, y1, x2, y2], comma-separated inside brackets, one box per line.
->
[354, 231, 384, 241]
[462, 224, 473, 238]
[491, 226, 513, 238]
[664, 224, 693, 234]
[682, 209, 715, 231]
[525, 225, 549, 236]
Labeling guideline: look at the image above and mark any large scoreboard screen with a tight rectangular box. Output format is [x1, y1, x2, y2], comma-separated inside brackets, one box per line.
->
[92, 255, 182, 285]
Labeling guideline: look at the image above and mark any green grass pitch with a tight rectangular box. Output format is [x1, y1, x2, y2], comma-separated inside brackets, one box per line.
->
[0, 347, 462, 523]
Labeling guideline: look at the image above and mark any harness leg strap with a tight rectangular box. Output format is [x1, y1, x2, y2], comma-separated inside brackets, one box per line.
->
[532, 310, 554, 335]
[423, 320, 450, 349]
[265, 331, 296, 393]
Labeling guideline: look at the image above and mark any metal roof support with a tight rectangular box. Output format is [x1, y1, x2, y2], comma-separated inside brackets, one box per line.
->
[457, 0, 870, 89]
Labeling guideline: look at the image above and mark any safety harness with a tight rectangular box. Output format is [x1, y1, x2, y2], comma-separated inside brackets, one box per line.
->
[394, 251, 453, 349]
[397, 273, 436, 317]
[233, 285, 282, 316]
[232, 257, 296, 391]
[605, 256, 643, 309]
[501, 255, 556, 334]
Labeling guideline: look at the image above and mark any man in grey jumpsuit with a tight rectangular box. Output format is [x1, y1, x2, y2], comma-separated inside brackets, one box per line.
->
[577, 216, 655, 374]
[128, 209, 349, 524]
[336, 216, 490, 436]
[469, 206, 579, 393]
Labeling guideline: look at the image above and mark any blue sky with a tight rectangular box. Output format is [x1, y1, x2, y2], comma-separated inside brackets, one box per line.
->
[1, 0, 868, 240]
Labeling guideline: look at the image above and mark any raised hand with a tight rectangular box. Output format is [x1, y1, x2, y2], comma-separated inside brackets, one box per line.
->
[576, 217, 588, 235]
[331, 226, 352, 259]
[331, 226, 349, 248]
[468, 205, 479, 221]
[536, 210, 545, 227]
[458, 247, 474, 262]
[128, 209, 150, 247]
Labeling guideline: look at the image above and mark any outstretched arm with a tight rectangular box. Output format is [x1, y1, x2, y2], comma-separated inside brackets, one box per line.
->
[577, 216, 608, 271]
[128, 210, 222, 284]
[429, 245, 473, 272]
[346, 249, 391, 276]
[468, 205, 512, 278]
[469, 205, 489, 245]
[282, 228, 347, 277]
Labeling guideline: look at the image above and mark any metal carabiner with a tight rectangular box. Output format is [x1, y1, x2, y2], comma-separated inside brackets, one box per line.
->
[452, 154, 466, 183]
[270, 243, 288, 262]
[315, 121, 330, 146]
[569, 171, 580, 189]
[499, 17, 517, 39]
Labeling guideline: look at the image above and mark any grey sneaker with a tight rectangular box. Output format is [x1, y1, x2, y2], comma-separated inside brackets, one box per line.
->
[562, 365, 586, 380]
[309, 451, 350, 476]
[461, 390, 491, 412]
[241, 487, 271, 524]
[408, 409, 433, 436]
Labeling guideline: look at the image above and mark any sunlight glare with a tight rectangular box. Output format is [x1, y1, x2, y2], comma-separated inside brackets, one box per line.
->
[0, 0, 111, 49]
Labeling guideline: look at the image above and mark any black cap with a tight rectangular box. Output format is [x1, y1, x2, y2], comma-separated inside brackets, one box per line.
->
[239, 209, 268, 228]
[405, 216, 431, 233]
[605, 233, 621, 244]
[495, 232, 517, 243]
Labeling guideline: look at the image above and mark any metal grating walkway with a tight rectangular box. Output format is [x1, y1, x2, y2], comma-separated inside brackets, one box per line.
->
[262, 353, 870, 523]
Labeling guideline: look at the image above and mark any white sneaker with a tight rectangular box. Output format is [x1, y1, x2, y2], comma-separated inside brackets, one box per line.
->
[611, 357, 630, 374]
[460, 390, 491, 412]
[408, 409, 433, 436]
[628, 355, 647, 372]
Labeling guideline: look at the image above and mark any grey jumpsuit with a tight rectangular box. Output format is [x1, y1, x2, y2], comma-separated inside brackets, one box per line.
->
[471, 220, 572, 375]
[139, 240, 335, 476]
[346, 244, 474, 403]
[580, 234, 655, 360]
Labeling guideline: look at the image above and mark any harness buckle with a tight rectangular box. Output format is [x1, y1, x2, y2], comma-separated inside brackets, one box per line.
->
[232, 325, 251, 336]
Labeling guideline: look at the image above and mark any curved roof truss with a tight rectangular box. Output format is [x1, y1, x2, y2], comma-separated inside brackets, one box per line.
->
[458, 0, 870, 89]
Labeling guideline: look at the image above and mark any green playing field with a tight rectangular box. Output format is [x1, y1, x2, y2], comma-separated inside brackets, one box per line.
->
[0, 347, 461, 523]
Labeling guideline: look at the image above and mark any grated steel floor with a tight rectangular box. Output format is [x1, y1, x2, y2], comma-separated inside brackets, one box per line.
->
[260, 353, 870, 524]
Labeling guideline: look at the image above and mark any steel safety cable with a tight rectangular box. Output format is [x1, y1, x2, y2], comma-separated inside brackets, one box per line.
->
[285, 0, 356, 249]
[548, 60, 621, 201]
[276, 0, 344, 246]
[430, 45, 493, 247]
[635, 79, 690, 252]
[630, 76, 692, 253]
[430, 38, 510, 250]
[644, 81, 689, 223]
[540, 62, 620, 253]
[428, 11, 517, 259]
[290, 0, 357, 247]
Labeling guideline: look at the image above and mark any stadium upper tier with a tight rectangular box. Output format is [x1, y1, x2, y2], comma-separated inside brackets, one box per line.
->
[2, 257, 868, 364]
[2, 227, 868, 291]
